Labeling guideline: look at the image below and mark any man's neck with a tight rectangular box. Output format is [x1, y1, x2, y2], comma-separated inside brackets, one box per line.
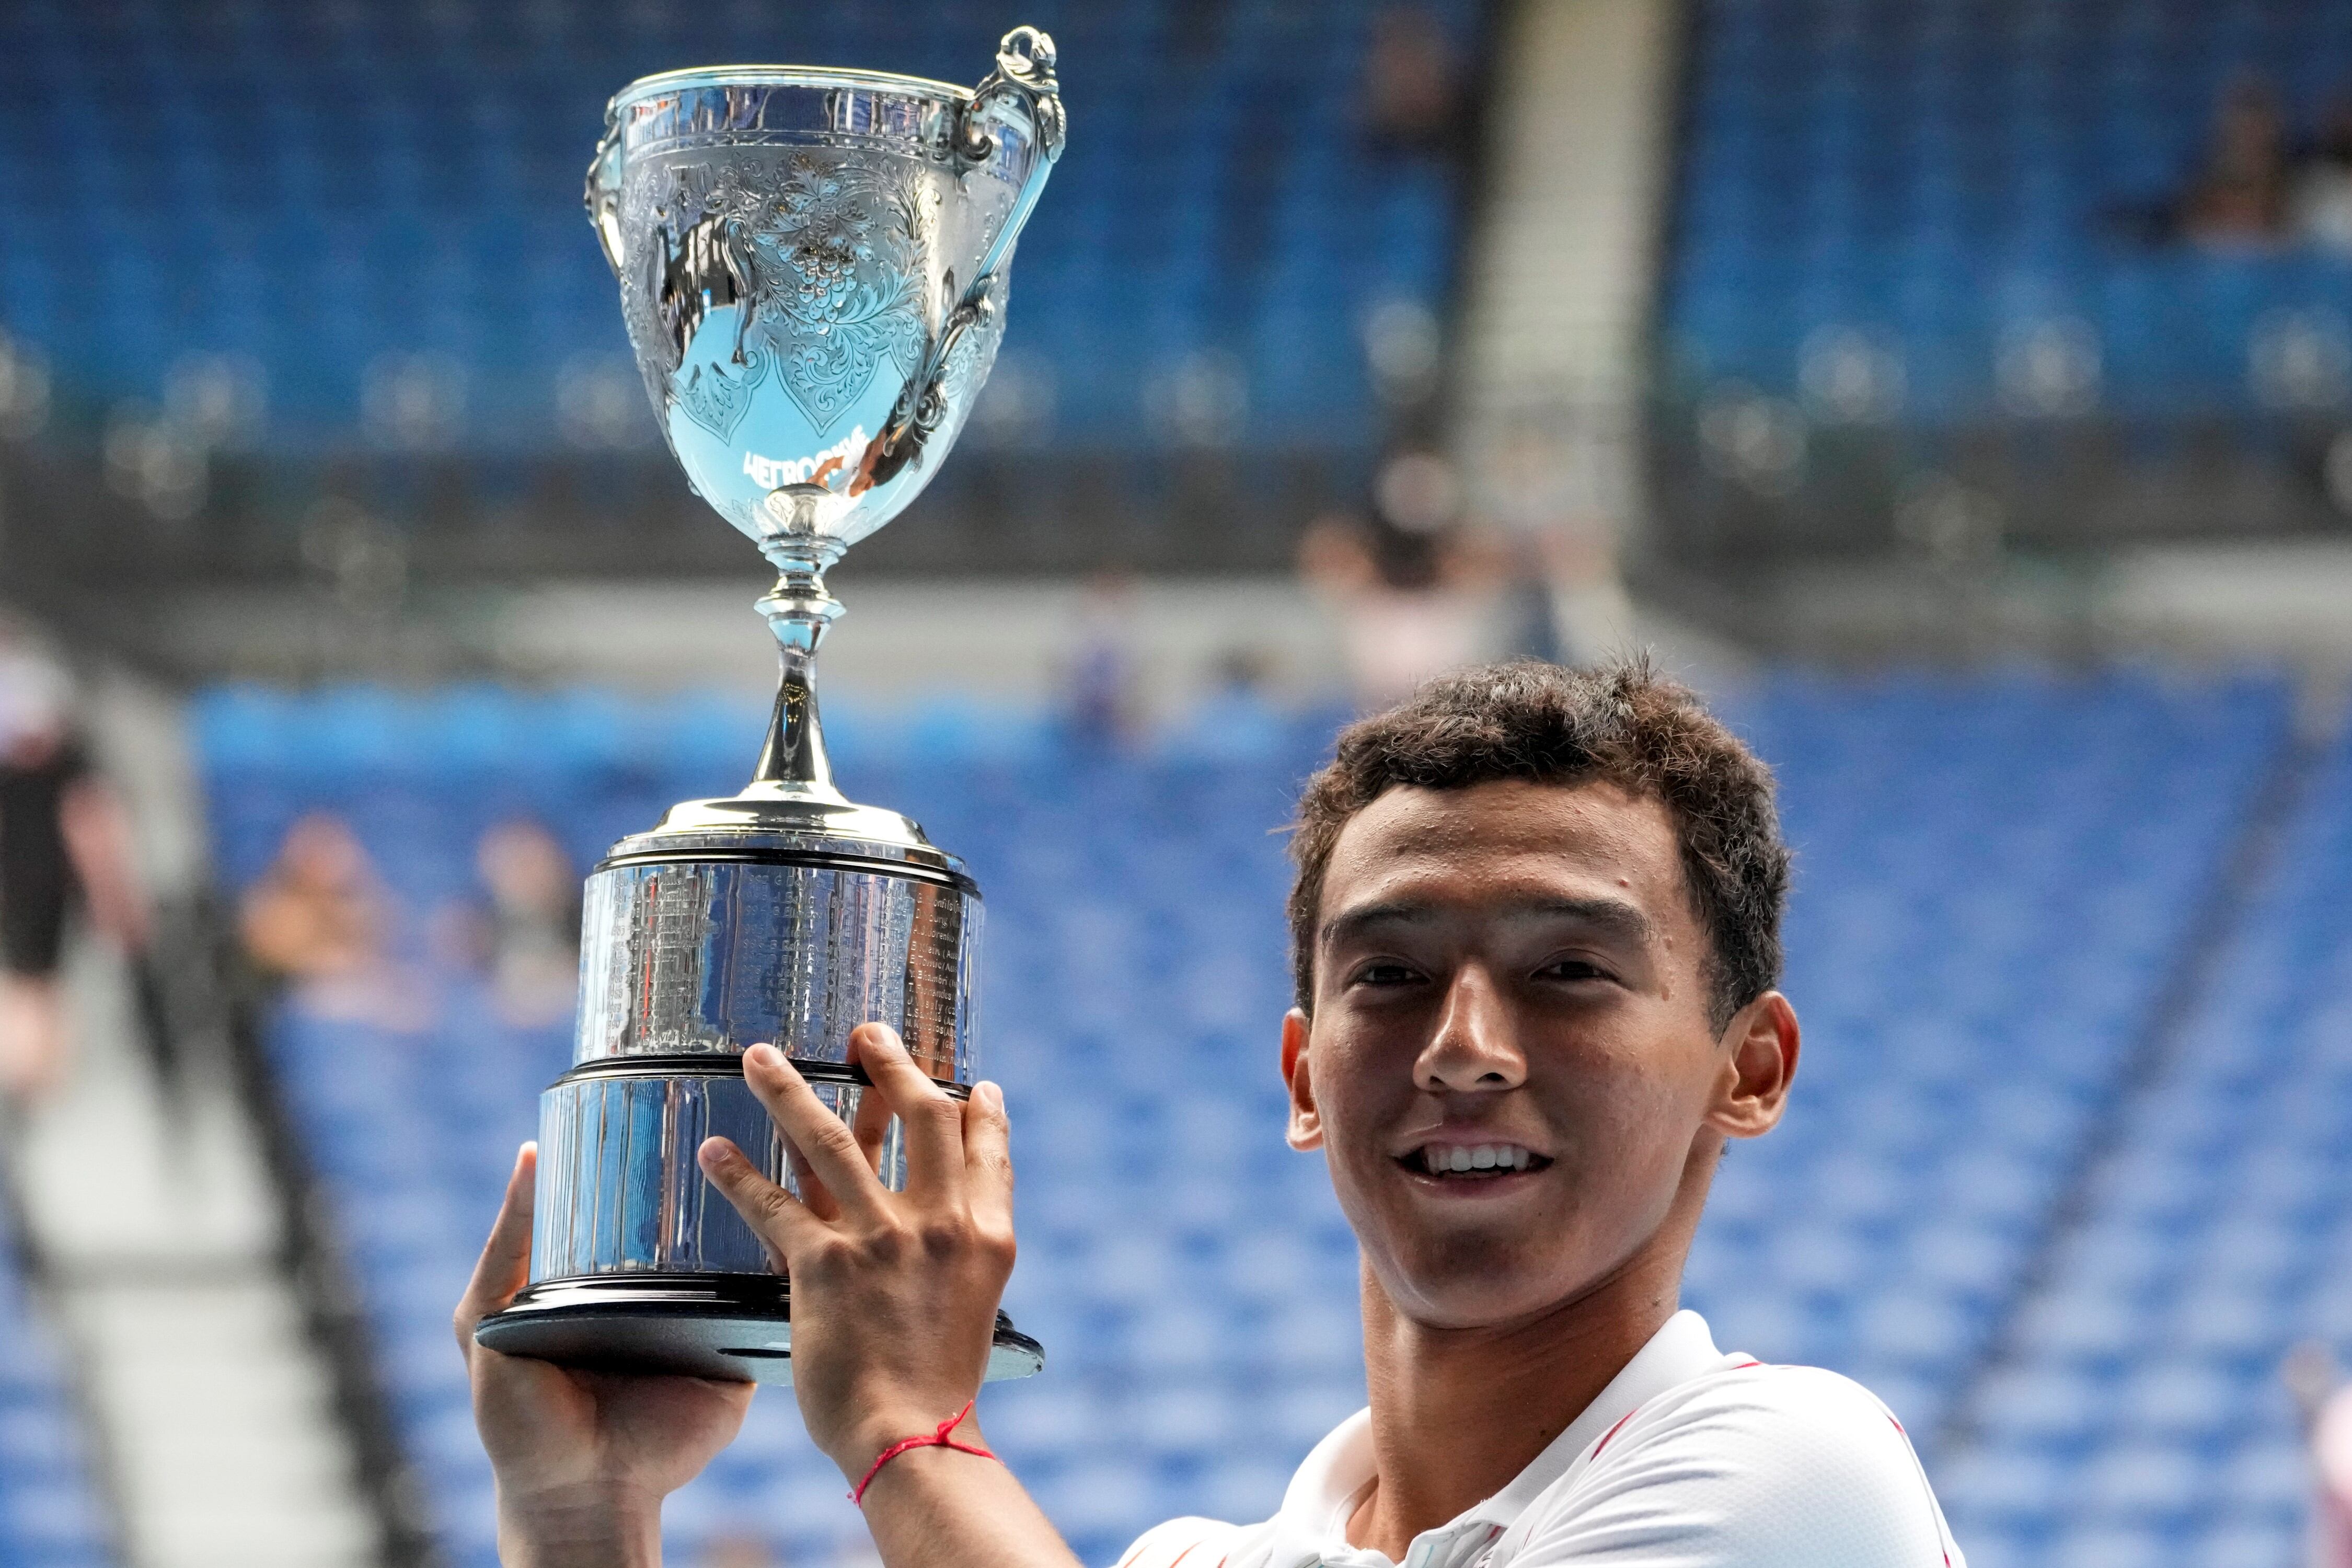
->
[1346, 1251, 1682, 1561]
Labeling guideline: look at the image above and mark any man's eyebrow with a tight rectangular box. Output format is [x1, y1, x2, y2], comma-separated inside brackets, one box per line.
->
[1519, 895, 1657, 947]
[1319, 895, 1657, 949]
[1318, 901, 1434, 947]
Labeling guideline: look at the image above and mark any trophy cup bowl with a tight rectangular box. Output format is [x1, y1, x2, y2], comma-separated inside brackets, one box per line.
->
[474, 27, 1065, 1386]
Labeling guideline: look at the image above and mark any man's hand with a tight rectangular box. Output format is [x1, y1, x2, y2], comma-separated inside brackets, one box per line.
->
[696, 1027, 1017, 1482]
[455, 1143, 754, 1568]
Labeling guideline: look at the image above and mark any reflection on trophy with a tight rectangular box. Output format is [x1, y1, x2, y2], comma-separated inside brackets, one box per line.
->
[474, 27, 1065, 1385]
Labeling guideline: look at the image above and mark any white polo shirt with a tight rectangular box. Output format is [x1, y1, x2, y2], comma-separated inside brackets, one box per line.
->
[1115, 1310, 1965, 1568]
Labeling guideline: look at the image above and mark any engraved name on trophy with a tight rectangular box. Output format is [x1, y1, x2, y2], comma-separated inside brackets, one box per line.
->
[474, 28, 1064, 1385]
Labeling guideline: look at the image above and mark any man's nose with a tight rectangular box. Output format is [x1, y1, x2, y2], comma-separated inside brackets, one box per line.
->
[1414, 965, 1527, 1092]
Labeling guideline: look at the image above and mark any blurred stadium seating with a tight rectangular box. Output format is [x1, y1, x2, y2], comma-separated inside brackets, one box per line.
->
[1683, 671, 2290, 1445]
[1665, 0, 2352, 420]
[0, 0, 1469, 455]
[0, 1200, 115, 1567]
[194, 670, 2321, 1566]
[1935, 717, 2352, 1568]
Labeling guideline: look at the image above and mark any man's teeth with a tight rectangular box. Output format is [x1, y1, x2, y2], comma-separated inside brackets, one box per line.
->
[1419, 1144, 1535, 1174]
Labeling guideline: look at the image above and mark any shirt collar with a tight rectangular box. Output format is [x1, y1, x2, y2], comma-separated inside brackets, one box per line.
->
[1269, 1309, 1727, 1564]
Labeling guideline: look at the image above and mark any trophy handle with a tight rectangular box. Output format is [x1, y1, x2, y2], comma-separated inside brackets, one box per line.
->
[858, 27, 1066, 494]
[585, 108, 627, 276]
[955, 26, 1068, 291]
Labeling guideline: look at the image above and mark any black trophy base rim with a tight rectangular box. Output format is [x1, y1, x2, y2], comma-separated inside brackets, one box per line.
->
[475, 1273, 1045, 1387]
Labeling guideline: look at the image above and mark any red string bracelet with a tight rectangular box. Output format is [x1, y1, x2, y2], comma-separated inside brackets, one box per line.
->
[849, 1398, 998, 1506]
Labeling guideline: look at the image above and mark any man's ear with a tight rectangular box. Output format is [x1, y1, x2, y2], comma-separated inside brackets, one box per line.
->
[1281, 1007, 1323, 1151]
[1703, 991, 1799, 1142]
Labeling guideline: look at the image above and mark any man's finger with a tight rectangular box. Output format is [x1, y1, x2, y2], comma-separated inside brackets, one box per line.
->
[963, 1081, 1016, 1236]
[699, 1134, 823, 1262]
[783, 1133, 843, 1224]
[740, 1044, 894, 1223]
[848, 1023, 965, 1203]
[455, 1142, 536, 1357]
[850, 1069, 895, 1178]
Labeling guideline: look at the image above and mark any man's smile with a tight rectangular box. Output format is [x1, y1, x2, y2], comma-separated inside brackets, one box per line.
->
[1397, 1140, 1554, 1180]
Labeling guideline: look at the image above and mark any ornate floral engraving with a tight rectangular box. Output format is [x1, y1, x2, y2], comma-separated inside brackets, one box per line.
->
[619, 151, 934, 440]
[742, 155, 932, 434]
[675, 344, 765, 443]
[935, 273, 1010, 422]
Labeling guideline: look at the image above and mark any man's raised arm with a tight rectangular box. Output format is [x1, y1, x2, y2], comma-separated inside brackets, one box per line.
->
[694, 1031, 1086, 1568]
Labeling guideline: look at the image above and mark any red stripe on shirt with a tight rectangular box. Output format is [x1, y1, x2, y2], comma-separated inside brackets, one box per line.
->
[1591, 1406, 1641, 1459]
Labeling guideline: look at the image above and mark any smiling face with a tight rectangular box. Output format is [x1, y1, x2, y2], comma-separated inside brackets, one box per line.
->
[1283, 776, 1796, 1332]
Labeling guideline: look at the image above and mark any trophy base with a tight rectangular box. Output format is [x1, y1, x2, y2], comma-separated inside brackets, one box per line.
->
[475, 1273, 1046, 1386]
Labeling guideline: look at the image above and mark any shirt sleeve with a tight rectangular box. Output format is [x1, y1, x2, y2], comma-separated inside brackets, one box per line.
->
[1503, 1366, 1964, 1567]
[1113, 1515, 1246, 1568]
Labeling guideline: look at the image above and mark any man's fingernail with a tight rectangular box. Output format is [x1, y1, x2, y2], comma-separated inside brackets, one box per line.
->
[746, 1043, 780, 1070]
[697, 1137, 735, 1170]
[977, 1081, 1004, 1113]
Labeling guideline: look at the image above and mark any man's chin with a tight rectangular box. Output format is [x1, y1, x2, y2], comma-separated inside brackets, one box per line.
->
[1369, 1232, 1593, 1330]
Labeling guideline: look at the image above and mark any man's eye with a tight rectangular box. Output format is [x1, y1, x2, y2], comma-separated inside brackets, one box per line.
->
[1539, 959, 1609, 982]
[1355, 961, 1422, 986]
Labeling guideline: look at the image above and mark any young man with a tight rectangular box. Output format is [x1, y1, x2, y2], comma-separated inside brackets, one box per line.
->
[457, 660, 1967, 1566]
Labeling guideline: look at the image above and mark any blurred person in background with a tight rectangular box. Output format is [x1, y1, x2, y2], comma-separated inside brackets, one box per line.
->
[1481, 423, 1638, 668]
[240, 812, 383, 983]
[1362, 5, 1466, 162]
[238, 811, 426, 1028]
[1298, 445, 1503, 711]
[1059, 568, 1143, 750]
[435, 819, 580, 1029]
[2178, 75, 2292, 246]
[0, 625, 147, 1103]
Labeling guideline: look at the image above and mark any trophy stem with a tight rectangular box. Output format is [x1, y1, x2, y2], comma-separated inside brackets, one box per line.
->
[753, 562, 847, 798]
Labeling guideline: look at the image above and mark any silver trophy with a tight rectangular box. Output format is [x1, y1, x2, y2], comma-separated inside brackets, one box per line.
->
[474, 28, 1064, 1386]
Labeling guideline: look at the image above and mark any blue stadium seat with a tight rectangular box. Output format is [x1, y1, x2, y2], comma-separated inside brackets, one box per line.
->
[0, 0, 1482, 459]
[0, 1213, 116, 1566]
[1667, 0, 2352, 422]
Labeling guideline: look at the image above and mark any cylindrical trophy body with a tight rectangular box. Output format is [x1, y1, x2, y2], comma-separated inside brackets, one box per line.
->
[530, 848, 978, 1282]
[573, 856, 979, 1075]
[477, 822, 1039, 1383]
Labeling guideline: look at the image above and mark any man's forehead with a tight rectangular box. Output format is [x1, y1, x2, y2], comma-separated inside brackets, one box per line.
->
[1320, 777, 1687, 911]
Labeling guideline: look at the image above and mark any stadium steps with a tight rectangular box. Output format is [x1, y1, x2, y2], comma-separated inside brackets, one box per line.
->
[10, 983, 372, 1568]
[1456, 0, 1682, 415]
[0, 1156, 121, 1567]
[6, 678, 378, 1568]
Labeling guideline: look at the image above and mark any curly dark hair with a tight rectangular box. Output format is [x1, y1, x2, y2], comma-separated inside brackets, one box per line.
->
[1286, 658, 1791, 1031]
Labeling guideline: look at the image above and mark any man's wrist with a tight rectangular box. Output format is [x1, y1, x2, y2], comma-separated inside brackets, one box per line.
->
[495, 1481, 665, 1568]
[829, 1399, 979, 1486]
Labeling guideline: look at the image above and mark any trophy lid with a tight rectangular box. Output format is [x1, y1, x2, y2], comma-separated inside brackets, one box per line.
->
[601, 787, 976, 892]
